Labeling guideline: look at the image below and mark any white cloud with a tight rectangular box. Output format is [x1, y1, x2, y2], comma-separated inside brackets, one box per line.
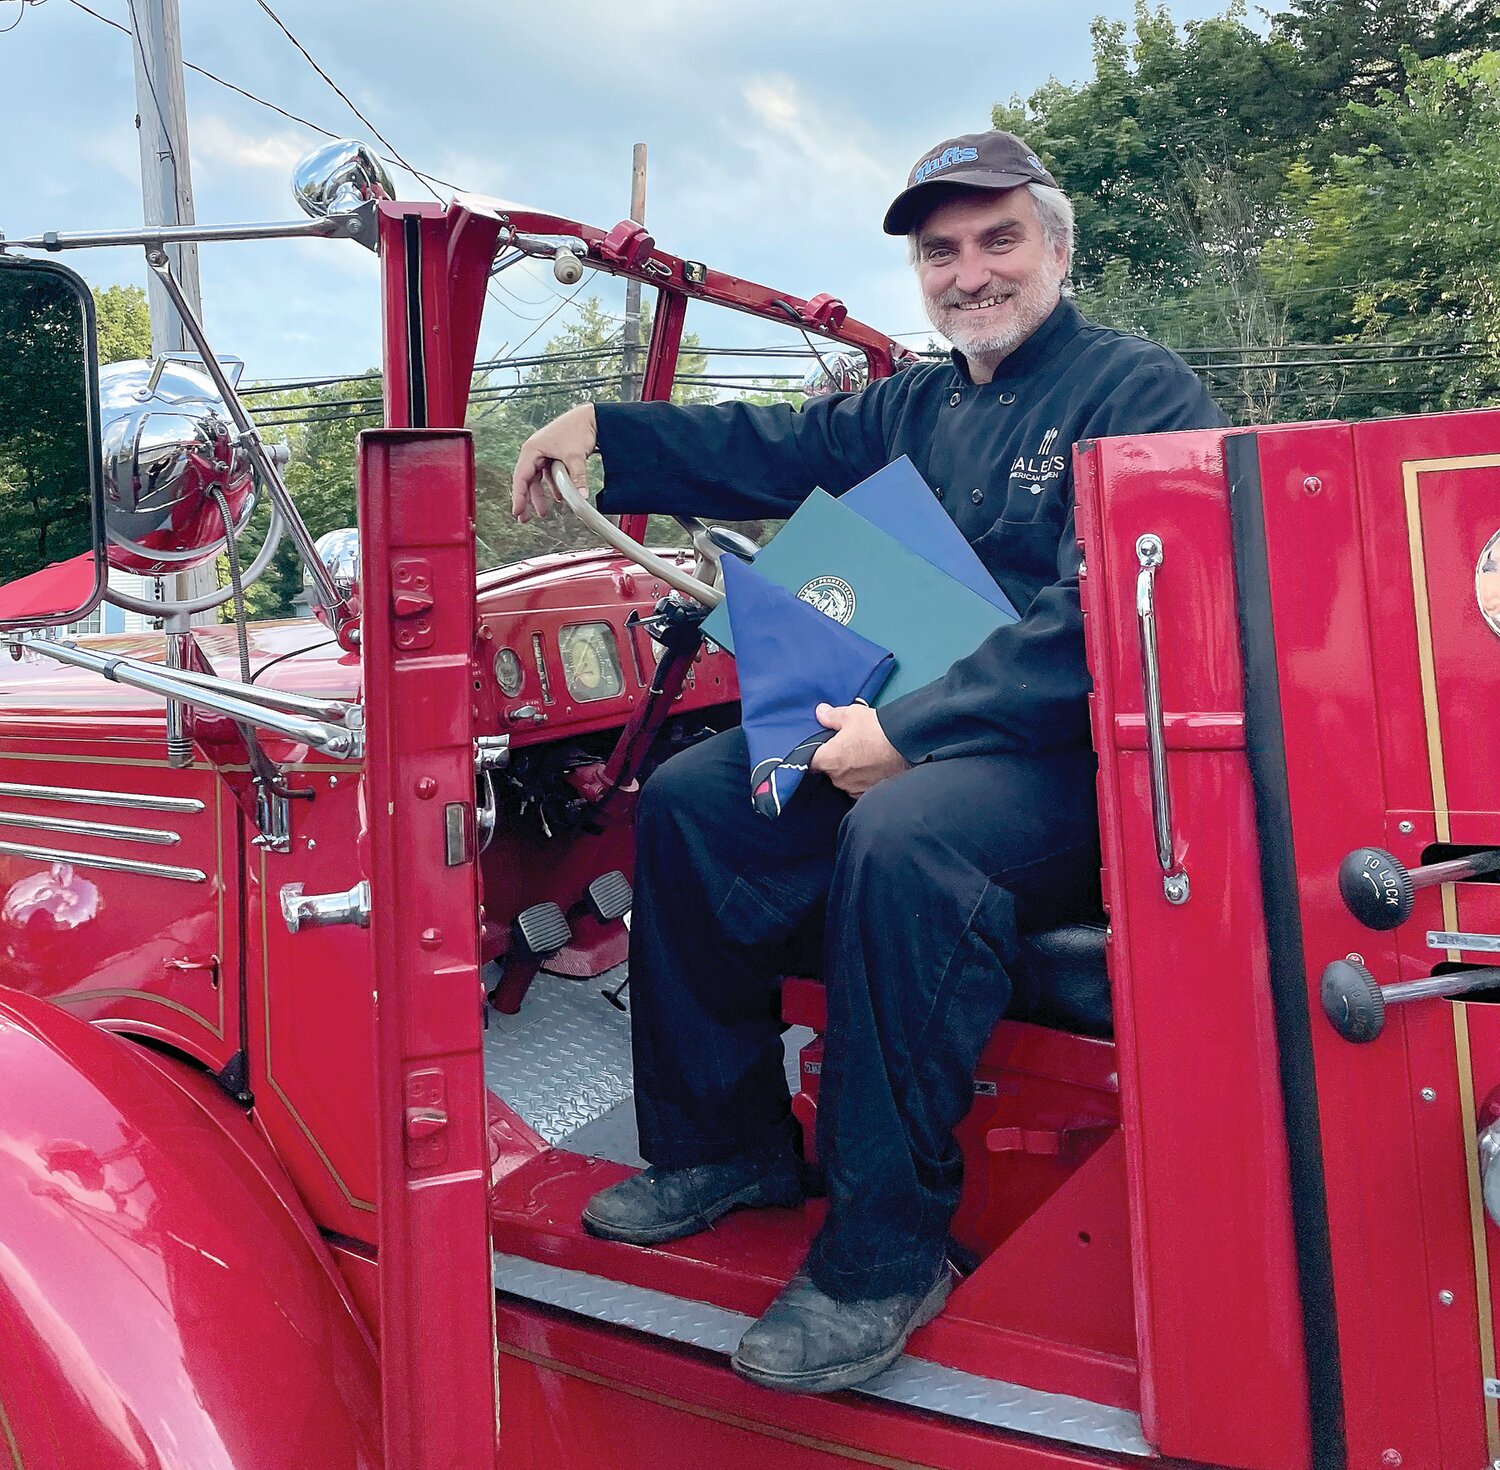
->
[190, 115, 306, 177]
[740, 75, 885, 191]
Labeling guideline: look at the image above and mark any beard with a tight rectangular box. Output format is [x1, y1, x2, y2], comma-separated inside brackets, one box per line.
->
[923, 260, 1064, 361]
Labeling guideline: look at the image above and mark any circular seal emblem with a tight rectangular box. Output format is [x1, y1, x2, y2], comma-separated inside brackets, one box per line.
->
[797, 575, 857, 625]
[1479, 528, 1500, 639]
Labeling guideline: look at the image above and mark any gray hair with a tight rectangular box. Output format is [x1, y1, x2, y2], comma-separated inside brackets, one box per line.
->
[906, 181, 1075, 280]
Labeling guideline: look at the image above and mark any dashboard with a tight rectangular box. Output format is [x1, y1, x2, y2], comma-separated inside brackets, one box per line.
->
[474, 548, 738, 744]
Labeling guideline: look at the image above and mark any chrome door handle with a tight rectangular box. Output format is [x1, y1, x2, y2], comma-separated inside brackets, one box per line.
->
[1135, 534, 1189, 905]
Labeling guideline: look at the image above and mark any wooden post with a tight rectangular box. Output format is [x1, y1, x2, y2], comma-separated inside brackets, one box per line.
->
[130, 0, 215, 608]
[621, 144, 647, 402]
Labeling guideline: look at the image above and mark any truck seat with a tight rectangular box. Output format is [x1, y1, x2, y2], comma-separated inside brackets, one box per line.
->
[781, 918, 1116, 1259]
[1014, 920, 1112, 1037]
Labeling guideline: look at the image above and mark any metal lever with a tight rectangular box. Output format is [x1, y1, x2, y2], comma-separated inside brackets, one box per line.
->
[1135, 534, 1189, 904]
[1320, 958, 1500, 1042]
[1338, 844, 1500, 930]
[281, 880, 371, 934]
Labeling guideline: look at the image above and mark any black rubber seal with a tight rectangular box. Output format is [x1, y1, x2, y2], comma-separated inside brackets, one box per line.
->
[403, 212, 428, 428]
[1227, 430, 1347, 1469]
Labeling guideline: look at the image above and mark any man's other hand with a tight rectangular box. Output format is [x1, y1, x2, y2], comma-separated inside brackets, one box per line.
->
[511, 404, 598, 523]
[809, 702, 910, 797]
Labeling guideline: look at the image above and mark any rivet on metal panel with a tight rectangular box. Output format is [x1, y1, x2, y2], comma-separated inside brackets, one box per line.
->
[305, 837, 316, 851]
[420, 927, 442, 950]
[1399, 820, 1414, 834]
[1303, 476, 1322, 495]
[1421, 1088, 1437, 1102]
[1379, 1451, 1401, 1468]
[1438, 1290, 1454, 1305]
[329, 775, 338, 789]
[1347, 952, 1365, 965]
[415, 777, 437, 799]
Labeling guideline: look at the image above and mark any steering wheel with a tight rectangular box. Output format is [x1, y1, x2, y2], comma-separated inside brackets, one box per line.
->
[548, 460, 745, 608]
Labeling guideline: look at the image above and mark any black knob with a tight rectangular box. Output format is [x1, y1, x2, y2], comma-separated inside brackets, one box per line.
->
[1338, 847, 1415, 931]
[1321, 959, 1387, 1043]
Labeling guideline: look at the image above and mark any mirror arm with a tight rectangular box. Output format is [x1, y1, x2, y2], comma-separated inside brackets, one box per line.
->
[1, 216, 361, 254]
[144, 250, 360, 647]
[8, 635, 362, 760]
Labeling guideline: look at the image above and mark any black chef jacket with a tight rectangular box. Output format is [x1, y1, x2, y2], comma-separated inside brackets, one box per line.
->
[595, 298, 1226, 764]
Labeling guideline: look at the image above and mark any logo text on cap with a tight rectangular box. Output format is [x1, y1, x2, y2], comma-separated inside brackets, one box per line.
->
[912, 146, 980, 187]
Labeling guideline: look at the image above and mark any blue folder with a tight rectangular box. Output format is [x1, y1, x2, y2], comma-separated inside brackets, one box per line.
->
[702, 487, 1018, 704]
[720, 555, 894, 817]
[841, 455, 1017, 619]
[703, 459, 1023, 815]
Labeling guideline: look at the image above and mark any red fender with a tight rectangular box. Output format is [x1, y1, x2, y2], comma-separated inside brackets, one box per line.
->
[0, 991, 381, 1469]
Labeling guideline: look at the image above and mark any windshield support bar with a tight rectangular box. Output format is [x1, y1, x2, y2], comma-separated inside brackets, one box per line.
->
[9, 636, 362, 761]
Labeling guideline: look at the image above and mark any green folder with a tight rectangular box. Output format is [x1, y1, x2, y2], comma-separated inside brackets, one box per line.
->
[702, 488, 1015, 705]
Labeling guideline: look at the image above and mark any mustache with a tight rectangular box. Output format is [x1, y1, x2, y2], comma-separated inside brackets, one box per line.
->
[928, 285, 1018, 309]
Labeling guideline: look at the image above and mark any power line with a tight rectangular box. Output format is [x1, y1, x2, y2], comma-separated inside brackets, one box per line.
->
[247, 0, 437, 202]
[64, 0, 466, 195]
[0, 0, 47, 35]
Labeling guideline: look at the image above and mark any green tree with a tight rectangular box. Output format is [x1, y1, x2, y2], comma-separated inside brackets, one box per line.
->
[994, 3, 1500, 422]
[92, 284, 151, 364]
[234, 373, 379, 619]
[1264, 51, 1500, 416]
[469, 297, 716, 569]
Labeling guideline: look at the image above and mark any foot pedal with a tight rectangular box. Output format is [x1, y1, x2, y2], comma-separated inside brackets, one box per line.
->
[586, 870, 632, 923]
[515, 902, 571, 957]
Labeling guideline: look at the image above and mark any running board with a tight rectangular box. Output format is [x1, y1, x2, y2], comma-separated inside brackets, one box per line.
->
[493, 1252, 1151, 1457]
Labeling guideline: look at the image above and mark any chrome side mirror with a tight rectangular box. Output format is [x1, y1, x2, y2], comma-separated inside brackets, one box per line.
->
[292, 140, 393, 252]
[0, 256, 107, 630]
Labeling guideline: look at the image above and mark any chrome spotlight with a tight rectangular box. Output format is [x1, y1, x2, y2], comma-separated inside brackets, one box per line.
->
[292, 139, 393, 251]
[98, 359, 258, 576]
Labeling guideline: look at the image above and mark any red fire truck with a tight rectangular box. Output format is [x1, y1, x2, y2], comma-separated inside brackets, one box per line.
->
[2, 138, 1499, 1470]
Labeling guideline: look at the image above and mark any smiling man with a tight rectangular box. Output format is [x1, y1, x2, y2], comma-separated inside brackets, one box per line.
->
[511, 130, 1225, 1395]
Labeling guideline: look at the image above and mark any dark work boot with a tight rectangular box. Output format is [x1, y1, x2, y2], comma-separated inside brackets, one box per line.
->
[582, 1145, 807, 1245]
[730, 1263, 952, 1394]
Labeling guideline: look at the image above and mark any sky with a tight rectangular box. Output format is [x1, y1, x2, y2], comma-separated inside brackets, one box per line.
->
[2, 0, 1234, 386]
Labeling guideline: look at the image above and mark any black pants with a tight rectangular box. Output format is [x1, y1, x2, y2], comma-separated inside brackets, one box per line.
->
[629, 726, 1100, 1299]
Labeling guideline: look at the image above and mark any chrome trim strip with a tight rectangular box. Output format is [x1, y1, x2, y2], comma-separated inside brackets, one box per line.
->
[0, 840, 205, 883]
[0, 781, 204, 813]
[0, 810, 179, 845]
[491, 1252, 1151, 1456]
[1431, 931, 1500, 954]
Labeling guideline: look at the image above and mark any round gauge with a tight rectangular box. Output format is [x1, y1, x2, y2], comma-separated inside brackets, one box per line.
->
[493, 647, 524, 697]
[559, 622, 624, 702]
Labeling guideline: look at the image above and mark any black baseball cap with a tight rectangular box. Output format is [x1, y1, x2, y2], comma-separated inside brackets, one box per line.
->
[883, 131, 1059, 236]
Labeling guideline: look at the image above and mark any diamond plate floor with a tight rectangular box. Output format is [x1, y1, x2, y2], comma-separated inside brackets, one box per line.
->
[482, 962, 808, 1164]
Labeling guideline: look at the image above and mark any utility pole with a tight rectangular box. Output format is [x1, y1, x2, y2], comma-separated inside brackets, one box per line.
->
[130, 0, 214, 607]
[620, 144, 647, 402]
[131, 0, 201, 352]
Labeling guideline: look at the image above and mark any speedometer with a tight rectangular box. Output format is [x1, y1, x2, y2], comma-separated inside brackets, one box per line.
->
[558, 622, 624, 702]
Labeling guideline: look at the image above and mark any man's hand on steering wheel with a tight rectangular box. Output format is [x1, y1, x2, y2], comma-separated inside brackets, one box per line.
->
[512, 403, 598, 523]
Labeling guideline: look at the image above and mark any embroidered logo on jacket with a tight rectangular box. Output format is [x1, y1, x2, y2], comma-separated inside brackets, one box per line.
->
[1010, 426, 1067, 488]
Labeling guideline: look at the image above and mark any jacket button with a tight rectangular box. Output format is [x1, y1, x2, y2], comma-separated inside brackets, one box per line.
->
[971, 488, 984, 504]
[998, 391, 1016, 405]
[949, 391, 961, 406]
